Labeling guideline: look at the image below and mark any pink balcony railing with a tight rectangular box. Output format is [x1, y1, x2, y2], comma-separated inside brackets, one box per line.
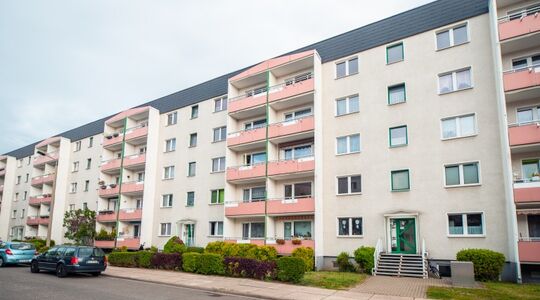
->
[38, 217, 50, 225]
[269, 115, 314, 139]
[268, 156, 315, 177]
[514, 182, 540, 203]
[228, 127, 266, 147]
[223, 239, 314, 255]
[96, 210, 116, 222]
[98, 185, 120, 197]
[119, 208, 142, 221]
[94, 237, 141, 250]
[499, 12, 540, 41]
[225, 200, 265, 216]
[518, 239, 540, 263]
[103, 125, 148, 147]
[228, 76, 314, 113]
[101, 154, 146, 172]
[26, 216, 40, 226]
[33, 151, 59, 166]
[225, 197, 315, 217]
[122, 181, 144, 194]
[29, 195, 52, 206]
[226, 163, 266, 181]
[508, 123, 540, 147]
[31, 173, 55, 186]
[503, 68, 540, 92]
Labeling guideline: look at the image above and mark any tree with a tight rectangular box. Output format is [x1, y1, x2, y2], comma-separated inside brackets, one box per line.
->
[63, 208, 96, 245]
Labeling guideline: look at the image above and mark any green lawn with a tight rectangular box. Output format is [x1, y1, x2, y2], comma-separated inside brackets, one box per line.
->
[427, 282, 540, 300]
[299, 271, 367, 290]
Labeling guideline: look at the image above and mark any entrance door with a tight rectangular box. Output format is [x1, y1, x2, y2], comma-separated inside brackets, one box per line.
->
[390, 218, 416, 254]
[183, 224, 195, 247]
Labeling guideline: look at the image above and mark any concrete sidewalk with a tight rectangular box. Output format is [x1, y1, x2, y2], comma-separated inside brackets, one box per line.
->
[103, 266, 432, 300]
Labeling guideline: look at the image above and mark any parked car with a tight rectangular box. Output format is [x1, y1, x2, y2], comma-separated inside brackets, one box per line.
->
[30, 245, 107, 277]
[0, 242, 37, 266]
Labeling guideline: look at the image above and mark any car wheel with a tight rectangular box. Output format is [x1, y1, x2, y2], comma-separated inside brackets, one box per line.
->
[91, 272, 101, 277]
[0, 257, 4, 267]
[30, 261, 40, 273]
[56, 264, 67, 278]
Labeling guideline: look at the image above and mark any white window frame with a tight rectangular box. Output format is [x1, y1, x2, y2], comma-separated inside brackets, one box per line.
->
[438, 67, 473, 95]
[243, 186, 266, 202]
[443, 161, 481, 188]
[159, 223, 172, 236]
[88, 137, 94, 148]
[335, 56, 359, 79]
[209, 221, 224, 237]
[86, 158, 92, 169]
[161, 194, 173, 208]
[284, 106, 312, 121]
[187, 162, 196, 177]
[84, 180, 90, 192]
[74, 141, 82, 152]
[335, 94, 360, 116]
[189, 133, 198, 147]
[186, 191, 195, 207]
[241, 222, 265, 239]
[336, 134, 361, 155]
[213, 126, 227, 142]
[23, 191, 27, 200]
[11, 210, 17, 219]
[516, 105, 540, 125]
[163, 166, 175, 180]
[70, 182, 77, 193]
[440, 113, 478, 140]
[167, 111, 178, 126]
[446, 212, 485, 237]
[284, 181, 313, 200]
[336, 175, 362, 195]
[435, 22, 470, 51]
[211, 157, 226, 173]
[281, 143, 313, 160]
[214, 96, 227, 112]
[191, 105, 199, 119]
[72, 161, 79, 172]
[165, 138, 176, 152]
[336, 217, 364, 237]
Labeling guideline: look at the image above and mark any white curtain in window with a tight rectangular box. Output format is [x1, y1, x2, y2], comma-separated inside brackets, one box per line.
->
[439, 74, 453, 93]
[456, 69, 471, 89]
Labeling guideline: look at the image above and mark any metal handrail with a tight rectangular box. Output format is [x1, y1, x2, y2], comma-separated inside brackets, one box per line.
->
[31, 173, 55, 180]
[225, 196, 313, 205]
[508, 120, 540, 127]
[106, 122, 148, 137]
[268, 155, 314, 164]
[503, 62, 540, 74]
[514, 177, 540, 183]
[228, 114, 313, 136]
[229, 73, 314, 103]
[33, 151, 59, 160]
[498, 5, 540, 22]
[101, 153, 145, 164]
[519, 237, 540, 242]
[373, 238, 383, 275]
[422, 239, 428, 278]
[227, 161, 266, 170]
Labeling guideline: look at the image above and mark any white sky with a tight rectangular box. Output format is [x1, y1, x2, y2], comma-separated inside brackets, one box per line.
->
[0, 0, 432, 153]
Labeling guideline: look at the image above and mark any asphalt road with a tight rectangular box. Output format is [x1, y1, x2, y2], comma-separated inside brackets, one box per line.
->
[0, 265, 258, 300]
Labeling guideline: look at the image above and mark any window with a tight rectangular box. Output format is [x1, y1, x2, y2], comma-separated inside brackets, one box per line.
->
[284, 221, 312, 239]
[11, 210, 16, 219]
[246, 86, 267, 97]
[445, 162, 480, 187]
[20, 209, 25, 218]
[448, 213, 484, 236]
[160, 223, 172, 236]
[84, 180, 90, 192]
[282, 144, 313, 160]
[336, 57, 358, 78]
[27, 157, 31, 165]
[14, 193, 18, 201]
[337, 175, 362, 195]
[441, 114, 476, 139]
[438, 68, 472, 94]
[163, 166, 175, 179]
[88, 137, 94, 148]
[191, 105, 199, 119]
[16, 176, 21, 184]
[436, 24, 468, 50]
[243, 187, 266, 202]
[336, 95, 359, 116]
[84, 158, 91, 169]
[244, 119, 266, 130]
[336, 134, 360, 154]
[391, 170, 410, 191]
[186, 192, 195, 207]
[522, 159, 540, 181]
[284, 182, 312, 199]
[528, 215, 540, 238]
[75, 141, 81, 152]
[242, 223, 265, 239]
[211, 189, 224, 204]
[244, 152, 266, 165]
[167, 112, 178, 125]
[137, 172, 145, 182]
[139, 146, 147, 154]
[214, 96, 227, 112]
[387, 43, 404, 64]
[388, 84, 406, 105]
[72, 161, 79, 172]
[209, 221, 224, 236]
[389, 126, 408, 147]
[512, 54, 540, 71]
[17, 159, 22, 167]
[188, 162, 196, 177]
[517, 106, 540, 124]
[162, 194, 173, 208]
[211, 157, 226, 173]
[213, 126, 227, 142]
[165, 138, 176, 152]
[70, 182, 77, 193]
[69, 204, 75, 211]
[23, 191, 27, 200]
[284, 108, 312, 121]
[337, 217, 363, 237]
[25, 173, 29, 183]
[189, 133, 198, 147]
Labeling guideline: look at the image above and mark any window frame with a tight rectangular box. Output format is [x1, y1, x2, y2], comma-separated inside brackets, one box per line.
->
[243, 186, 266, 202]
[391, 169, 410, 192]
[163, 166, 175, 180]
[210, 189, 225, 204]
[187, 162, 196, 177]
[336, 134, 361, 155]
[211, 157, 226, 173]
[336, 217, 364, 237]
[447, 212, 485, 237]
[191, 105, 199, 119]
[386, 42, 404, 64]
[435, 22, 470, 51]
[213, 126, 227, 142]
[336, 175, 362, 195]
[161, 194, 173, 208]
[167, 111, 178, 126]
[159, 223, 172, 236]
[214, 96, 228, 112]
[387, 83, 407, 105]
[389, 125, 408, 147]
[443, 161, 481, 188]
[209, 221, 224, 237]
[335, 94, 360, 116]
[438, 67, 473, 95]
[189, 133, 198, 148]
[335, 56, 359, 79]
[186, 191, 195, 207]
[88, 137, 94, 148]
[164, 138, 176, 152]
[440, 113, 478, 140]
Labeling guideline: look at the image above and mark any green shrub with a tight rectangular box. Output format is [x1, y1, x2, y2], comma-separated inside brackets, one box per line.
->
[236, 243, 257, 257]
[186, 246, 205, 253]
[108, 252, 138, 267]
[276, 257, 305, 283]
[182, 252, 201, 273]
[149, 246, 158, 253]
[24, 238, 55, 254]
[292, 247, 314, 272]
[456, 249, 505, 281]
[336, 252, 355, 272]
[354, 246, 375, 274]
[136, 251, 155, 268]
[197, 253, 224, 275]
[163, 236, 186, 254]
[205, 241, 225, 254]
[247, 245, 278, 261]
[205, 241, 258, 258]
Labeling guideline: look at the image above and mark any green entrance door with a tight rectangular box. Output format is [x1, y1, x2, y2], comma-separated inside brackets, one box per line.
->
[390, 218, 416, 254]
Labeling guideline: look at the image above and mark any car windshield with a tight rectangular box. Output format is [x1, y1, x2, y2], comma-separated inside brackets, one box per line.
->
[78, 247, 105, 257]
[11, 243, 35, 250]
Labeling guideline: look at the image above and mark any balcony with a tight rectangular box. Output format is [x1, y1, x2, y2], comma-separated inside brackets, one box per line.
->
[269, 115, 314, 143]
[96, 208, 142, 222]
[26, 216, 40, 226]
[39, 216, 50, 225]
[503, 68, 540, 98]
[98, 184, 119, 198]
[227, 127, 266, 150]
[268, 156, 315, 179]
[94, 237, 141, 250]
[96, 210, 116, 222]
[33, 151, 59, 167]
[514, 181, 540, 204]
[518, 239, 540, 263]
[28, 195, 52, 206]
[103, 124, 148, 149]
[101, 153, 146, 174]
[225, 197, 315, 217]
[226, 163, 266, 183]
[499, 9, 540, 41]
[223, 239, 314, 255]
[508, 123, 540, 148]
[31, 173, 55, 187]
[122, 181, 144, 196]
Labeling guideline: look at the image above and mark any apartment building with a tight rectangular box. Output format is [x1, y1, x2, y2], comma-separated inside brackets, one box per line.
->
[0, 0, 538, 282]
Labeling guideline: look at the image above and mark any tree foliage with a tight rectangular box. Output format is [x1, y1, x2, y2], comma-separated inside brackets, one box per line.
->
[63, 208, 96, 245]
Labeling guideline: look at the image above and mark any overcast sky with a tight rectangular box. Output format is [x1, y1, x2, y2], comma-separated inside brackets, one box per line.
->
[0, 0, 431, 154]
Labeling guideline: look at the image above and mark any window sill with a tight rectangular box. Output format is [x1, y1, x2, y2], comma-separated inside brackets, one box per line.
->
[391, 189, 410, 193]
[389, 144, 407, 149]
[185, 205, 194, 208]
[386, 59, 404, 65]
[209, 203, 224, 206]
[213, 110, 226, 114]
[188, 145, 197, 148]
[187, 175, 196, 178]
[336, 151, 361, 157]
[438, 86, 473, 95]
[212, 140, 226, 144]
[211, 171, 225, 174]
[444, 183, 481, 189]
[335, 111, 360, 118]
[158, 235, 172, 237]
[336, 192, 362, 197]
[447, 234, 485, 238]
[335, 72, 358, 80]
[162, 178, 175, 181]
[208, 235, 224, 238]
[190, 117, 198, 120]
[441, 134, 477, 141]
[337, 235, 363, 238]
[164, 150, 176, 153]
[436, 41, 470, 52]
[160, 206, 172, 209]
[388, 100, 406, 106]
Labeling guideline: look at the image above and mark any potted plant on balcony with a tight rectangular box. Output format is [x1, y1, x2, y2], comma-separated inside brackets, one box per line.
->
[532, 172, 540, 182]
[98, 180, 105, 185]
[100, 185, 107, 189]
[112, 132, 119, 138]
[276, 238, 285, 245]
[105, 134, 113, 139]
[292, 238, 302, 245]
[109, 183, 117, 188]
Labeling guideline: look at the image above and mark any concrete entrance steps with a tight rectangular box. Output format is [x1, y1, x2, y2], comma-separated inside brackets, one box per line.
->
[374, 253, 427, 278]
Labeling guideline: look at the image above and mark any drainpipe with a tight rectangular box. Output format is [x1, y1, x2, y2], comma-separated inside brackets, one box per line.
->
[264, 70, 270, 246]
[113, 117, 128, 249]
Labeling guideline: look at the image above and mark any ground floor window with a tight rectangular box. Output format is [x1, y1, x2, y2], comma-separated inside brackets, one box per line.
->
[337, 217, 363, 237]
[448, 213, 484, 236]
[284, 221, 312, 239]
[160, 223, 172, 236]
[528, 215, 540, 238]
[242, 222, 264, 239]
[209, 221, 223, 237]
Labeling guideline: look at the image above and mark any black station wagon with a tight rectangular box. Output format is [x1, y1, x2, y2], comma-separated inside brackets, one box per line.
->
[30, 245, 107, 277]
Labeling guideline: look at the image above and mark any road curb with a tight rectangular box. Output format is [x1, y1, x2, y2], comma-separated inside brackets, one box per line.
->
[102, 273, 284, 300]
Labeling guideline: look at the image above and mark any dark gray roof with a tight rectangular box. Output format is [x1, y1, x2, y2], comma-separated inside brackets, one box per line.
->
[5, 0, 488, 159]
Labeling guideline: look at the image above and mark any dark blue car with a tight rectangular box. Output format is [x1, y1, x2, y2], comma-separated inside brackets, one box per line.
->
[31, 245, 107, 277]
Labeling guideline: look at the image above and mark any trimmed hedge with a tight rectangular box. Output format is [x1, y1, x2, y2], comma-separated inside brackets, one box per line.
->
[137, 251, 155, 268]
[456, 249, 505, 281]
[247, 245, 278, 261]
[182, 252, 201, 273]
[108, 252, 138, 267]
[205, 241, 258, 258]
[197, 253, 224, 275]
[276, 257, 305, 283]
[151, 253, 182, 270]
[336, 252, 355, 272]
[354, 246, 375, 274]
[163, 236, 186, 254]
[292, 247, 314, 272]
[224, 257, 277, 280]
[186, 246, 205, 254]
